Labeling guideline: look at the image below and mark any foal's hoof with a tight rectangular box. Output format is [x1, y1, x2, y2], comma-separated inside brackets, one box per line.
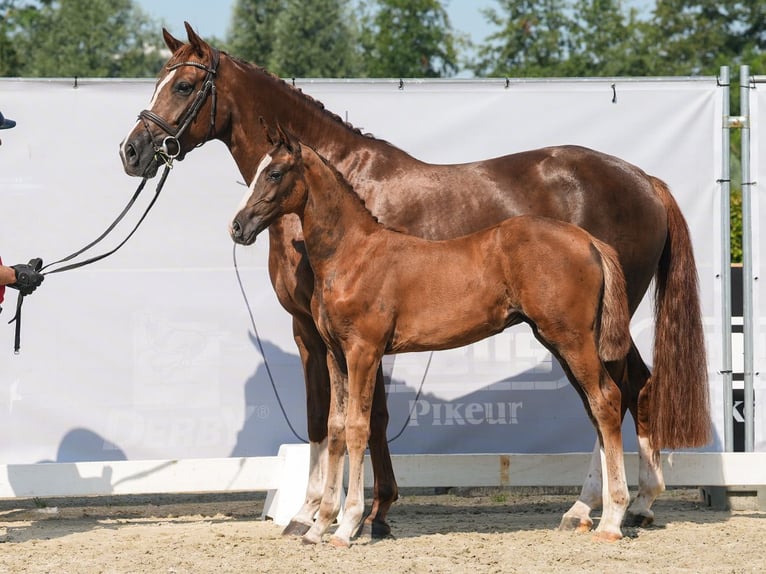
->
[558, 515, 593, 533]
[282, 520, 312, 537]
[329, 535, 351, 548]
[624, 511, 654, 528]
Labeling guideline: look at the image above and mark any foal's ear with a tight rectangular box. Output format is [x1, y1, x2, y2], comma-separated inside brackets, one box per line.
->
[184, 22, 206, 57]
[276, 124, 300, 154]
[162, 28, 184, 53]
[259, 117, 279, 146]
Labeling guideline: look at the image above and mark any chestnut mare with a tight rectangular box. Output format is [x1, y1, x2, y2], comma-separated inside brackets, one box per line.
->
[119, 23, 710, 538]
[230, 126, 633, 544]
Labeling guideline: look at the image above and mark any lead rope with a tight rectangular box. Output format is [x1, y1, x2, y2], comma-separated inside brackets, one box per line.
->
[8, 164, 172, 353]
[232, 243, 307, 443]
[231, 242, 431, 444]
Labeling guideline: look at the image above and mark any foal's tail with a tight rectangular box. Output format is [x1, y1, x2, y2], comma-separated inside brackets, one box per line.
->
[592, 238, 632, 363]
[649, 177, 711, 449]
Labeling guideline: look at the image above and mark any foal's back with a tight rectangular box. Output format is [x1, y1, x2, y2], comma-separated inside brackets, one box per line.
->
[368, 216, 606, 354]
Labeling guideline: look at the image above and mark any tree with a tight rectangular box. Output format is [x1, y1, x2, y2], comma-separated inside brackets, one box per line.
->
[564, 0, 647, 77]
[642, 1, 766, 76]
[226, 0, 284, 64]
[471, 0, 573, 77]
[359, 0, 461, 77]
[267, 0, 360, 77]
[8, 0, 165, 77]
[0, 0, 40, 75]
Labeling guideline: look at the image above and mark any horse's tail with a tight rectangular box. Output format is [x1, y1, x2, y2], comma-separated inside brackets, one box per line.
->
[648, 177, 711, 449]
[592, 238, 632, 362]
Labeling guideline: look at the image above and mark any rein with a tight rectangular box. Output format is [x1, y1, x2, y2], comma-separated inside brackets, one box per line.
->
[9, 50, 221, 353]
[8, 166, 170, 353]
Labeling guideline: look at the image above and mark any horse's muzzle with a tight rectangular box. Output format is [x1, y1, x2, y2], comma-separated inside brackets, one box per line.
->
[120, 135, 160, 178]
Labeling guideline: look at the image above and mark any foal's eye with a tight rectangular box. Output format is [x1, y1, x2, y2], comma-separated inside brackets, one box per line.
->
[175, 81, 194, 95]
[268, 170, 283, 181]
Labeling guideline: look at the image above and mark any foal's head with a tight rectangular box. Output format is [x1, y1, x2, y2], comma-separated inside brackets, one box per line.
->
[229, 125, 306, 245]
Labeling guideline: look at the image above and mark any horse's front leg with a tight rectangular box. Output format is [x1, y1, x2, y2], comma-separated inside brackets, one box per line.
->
[282, 314, 330, 537]
[331, 345, 381, 547]
[302, 351, 348, 545]
[359, 365, 398, 540]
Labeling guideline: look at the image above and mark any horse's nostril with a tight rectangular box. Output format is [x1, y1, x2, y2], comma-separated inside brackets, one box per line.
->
[231, 219, 242, 237]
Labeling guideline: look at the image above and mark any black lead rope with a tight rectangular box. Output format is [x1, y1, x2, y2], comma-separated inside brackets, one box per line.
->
[8, 164, 171, 353]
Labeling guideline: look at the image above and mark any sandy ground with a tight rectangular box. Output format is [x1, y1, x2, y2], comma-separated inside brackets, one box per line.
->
[0, 488, 764, 574]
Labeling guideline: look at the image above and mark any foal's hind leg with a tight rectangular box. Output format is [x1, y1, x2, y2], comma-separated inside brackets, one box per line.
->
[560, 343, 664, 531]
[559, 355, 628, 533]
[556, 344, 629, 540]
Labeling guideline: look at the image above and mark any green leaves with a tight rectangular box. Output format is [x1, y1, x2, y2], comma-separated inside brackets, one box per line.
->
[1, 0, 166, 77]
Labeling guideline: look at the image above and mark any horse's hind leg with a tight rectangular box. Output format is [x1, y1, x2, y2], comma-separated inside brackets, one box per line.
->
[282, 315, 331, 537]
[623, 344, 665, 526]
[358, 365, 398, 540]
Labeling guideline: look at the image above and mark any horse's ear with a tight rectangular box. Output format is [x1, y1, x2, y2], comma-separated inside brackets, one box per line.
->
[184, 22, 206, 57]
[162, 28, 185, 53]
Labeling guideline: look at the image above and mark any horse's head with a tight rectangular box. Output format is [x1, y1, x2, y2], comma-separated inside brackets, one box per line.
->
[229, 122, 306, 245]
[120, 22, 222, 178]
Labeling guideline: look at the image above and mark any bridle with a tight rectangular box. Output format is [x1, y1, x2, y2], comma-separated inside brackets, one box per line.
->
[138, 47, 220, 167]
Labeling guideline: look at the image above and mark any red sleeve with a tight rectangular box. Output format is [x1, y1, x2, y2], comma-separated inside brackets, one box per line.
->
[0, 256, 5, 304]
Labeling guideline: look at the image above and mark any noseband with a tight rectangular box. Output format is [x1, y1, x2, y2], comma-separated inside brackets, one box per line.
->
[138, 48, 220, 166]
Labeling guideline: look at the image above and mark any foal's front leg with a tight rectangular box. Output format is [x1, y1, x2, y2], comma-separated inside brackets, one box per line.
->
[302, 352, 348, 545]
[331, 345, 381, 547]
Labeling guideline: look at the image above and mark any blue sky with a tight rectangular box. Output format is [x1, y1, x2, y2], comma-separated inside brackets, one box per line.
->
[136, 1, 496, 47]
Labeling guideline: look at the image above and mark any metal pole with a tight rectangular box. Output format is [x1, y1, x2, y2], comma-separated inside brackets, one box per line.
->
[739, 65, 755, 452]
[720, 66, 734, 452]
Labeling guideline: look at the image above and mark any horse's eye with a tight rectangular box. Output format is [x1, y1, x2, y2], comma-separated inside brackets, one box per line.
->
[268, 170, 282, 181]
[175, 81, 194, 95]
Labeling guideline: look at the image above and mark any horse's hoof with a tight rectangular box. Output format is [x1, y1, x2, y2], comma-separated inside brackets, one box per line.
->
[301, 531, 322, 545]
[329, 535, 350, 548]
[357, 518, 394, 540]
[624, 511, 654, 527]
[371, 519, 393, 540]
[558, 515, 593, 532]
[592, 530, 622, 542]
[282, 520, 312, 537]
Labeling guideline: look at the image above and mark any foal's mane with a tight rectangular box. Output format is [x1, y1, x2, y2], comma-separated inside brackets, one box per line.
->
[304, 144, 399, 231]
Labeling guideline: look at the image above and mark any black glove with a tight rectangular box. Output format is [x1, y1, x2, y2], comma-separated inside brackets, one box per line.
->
[9, 258, 44, 296]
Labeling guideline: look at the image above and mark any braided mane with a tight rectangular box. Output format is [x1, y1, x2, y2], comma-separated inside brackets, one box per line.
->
[226, 52, 379, 141]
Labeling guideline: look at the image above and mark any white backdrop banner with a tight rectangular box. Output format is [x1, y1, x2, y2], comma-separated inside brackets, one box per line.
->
[750, 84, 765, 451]
[0, 77, 723, 467]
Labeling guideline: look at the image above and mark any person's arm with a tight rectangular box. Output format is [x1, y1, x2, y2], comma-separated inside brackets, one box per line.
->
[0, 264, 16, 287]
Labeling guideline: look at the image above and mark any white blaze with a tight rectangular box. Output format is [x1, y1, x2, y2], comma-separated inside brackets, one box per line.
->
[229, 153, 273, 233]
[120, 69, 178, 158]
